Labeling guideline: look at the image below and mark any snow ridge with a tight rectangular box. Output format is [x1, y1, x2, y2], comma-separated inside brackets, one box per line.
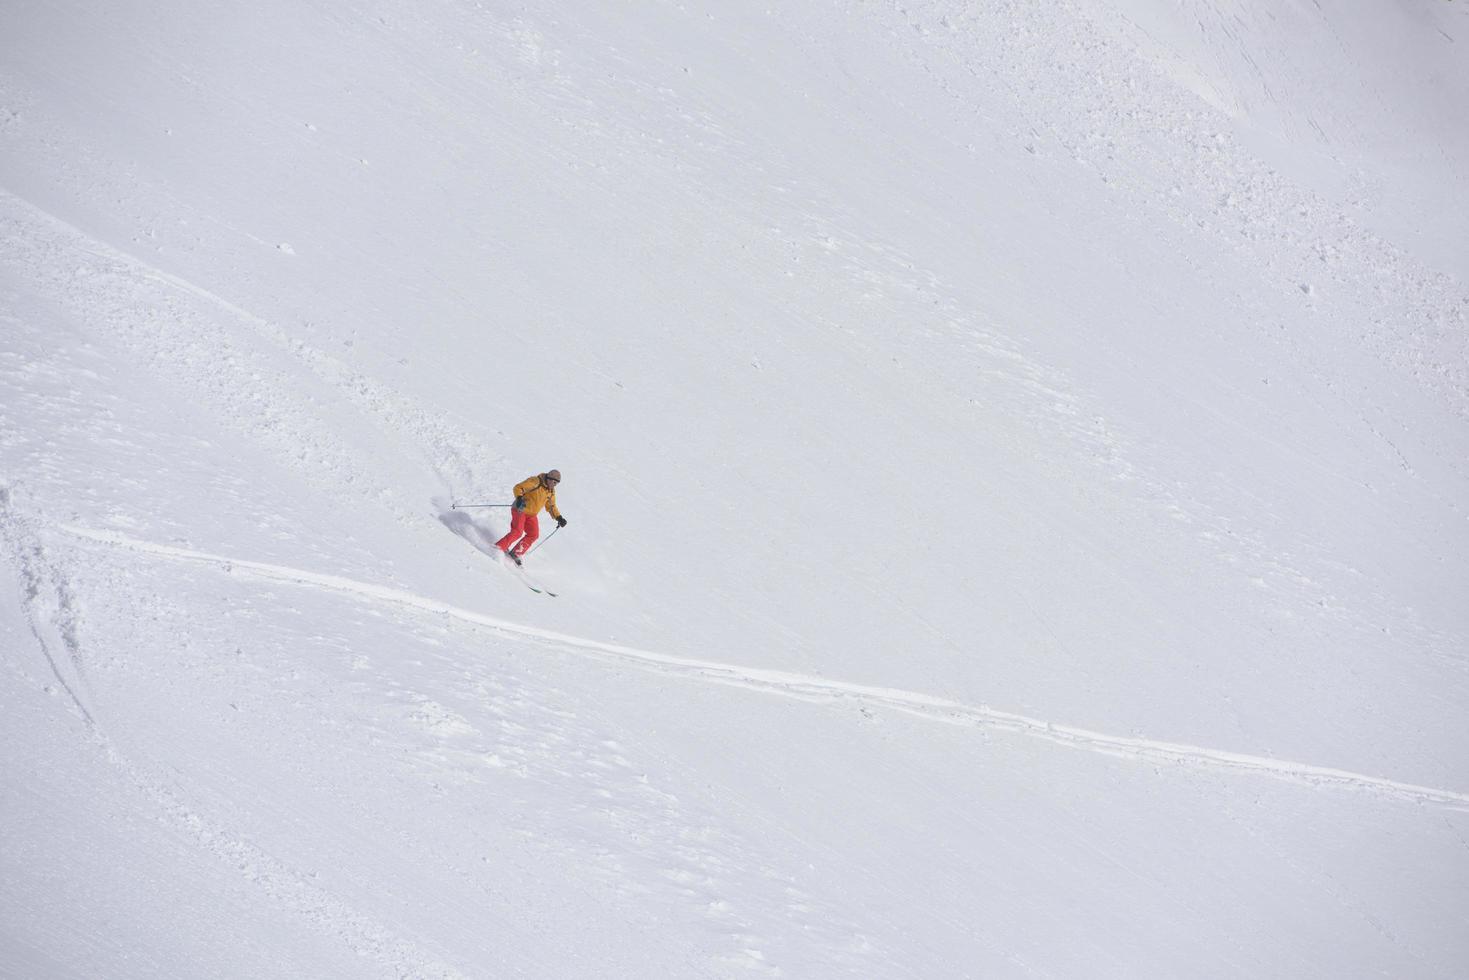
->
[63, 523, 1469, 811]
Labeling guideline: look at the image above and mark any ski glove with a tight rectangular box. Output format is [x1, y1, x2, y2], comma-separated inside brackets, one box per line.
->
[556, 515, 568, 528]
[513, 496, 526, 511]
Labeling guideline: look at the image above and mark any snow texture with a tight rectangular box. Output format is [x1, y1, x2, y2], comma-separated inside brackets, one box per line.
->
[2, 0, 1467, 977]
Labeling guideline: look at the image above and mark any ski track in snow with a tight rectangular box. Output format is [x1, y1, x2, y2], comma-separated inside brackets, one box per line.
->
[0, 497, 466, 980]
[0, 187, 508, 523]
[62, 523, 1469, 811]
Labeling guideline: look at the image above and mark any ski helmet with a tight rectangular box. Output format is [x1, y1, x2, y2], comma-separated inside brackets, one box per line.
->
[545, 469, 562, 483]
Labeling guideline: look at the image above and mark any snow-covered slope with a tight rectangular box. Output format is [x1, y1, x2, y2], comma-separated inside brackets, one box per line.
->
[3, 1, 1466, 976]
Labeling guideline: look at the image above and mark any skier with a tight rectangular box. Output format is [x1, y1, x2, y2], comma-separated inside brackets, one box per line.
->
[495, 469, 566, 564]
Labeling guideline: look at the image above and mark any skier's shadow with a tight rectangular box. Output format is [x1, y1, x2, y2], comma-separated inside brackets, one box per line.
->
[437, 505, 504, 559]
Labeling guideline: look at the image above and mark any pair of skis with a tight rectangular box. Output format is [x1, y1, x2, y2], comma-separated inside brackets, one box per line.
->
[498, 551, 557, 596]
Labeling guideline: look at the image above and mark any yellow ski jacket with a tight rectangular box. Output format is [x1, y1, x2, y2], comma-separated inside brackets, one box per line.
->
[513, 474, 562, 519]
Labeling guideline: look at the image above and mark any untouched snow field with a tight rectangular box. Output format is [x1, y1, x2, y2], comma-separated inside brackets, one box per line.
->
[3, 0, 1467, 976]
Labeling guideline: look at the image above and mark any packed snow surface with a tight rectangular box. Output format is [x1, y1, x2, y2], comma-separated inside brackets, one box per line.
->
[2, 0, 1467, 976]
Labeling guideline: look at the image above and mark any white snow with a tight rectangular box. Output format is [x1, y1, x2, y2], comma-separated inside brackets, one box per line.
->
[2, 0, 1467, 977]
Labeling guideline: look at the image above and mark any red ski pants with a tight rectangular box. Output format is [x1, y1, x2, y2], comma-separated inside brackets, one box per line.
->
[496, 509, 540, 556]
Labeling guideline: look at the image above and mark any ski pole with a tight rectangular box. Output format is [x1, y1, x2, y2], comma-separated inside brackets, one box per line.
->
[451, 502, 513, 510]
[524, 524, 561, 558]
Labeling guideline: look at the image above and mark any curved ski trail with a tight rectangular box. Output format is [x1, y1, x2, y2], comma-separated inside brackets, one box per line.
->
[62, 524, 1469, 811]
